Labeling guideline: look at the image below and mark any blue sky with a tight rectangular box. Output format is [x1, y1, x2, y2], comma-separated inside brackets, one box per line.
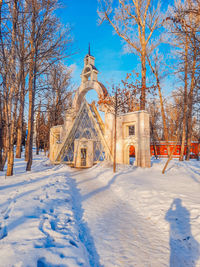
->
[59, 1, 137, 85]
[57, 0, 176, 101]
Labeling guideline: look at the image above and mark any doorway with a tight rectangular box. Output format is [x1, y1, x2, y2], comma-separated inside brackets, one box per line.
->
[129, 145, 135, 165]
[81, 148, 87, 166]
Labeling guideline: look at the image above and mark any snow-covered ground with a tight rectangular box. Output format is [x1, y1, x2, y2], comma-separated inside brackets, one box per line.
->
[0, 154, 199, 267]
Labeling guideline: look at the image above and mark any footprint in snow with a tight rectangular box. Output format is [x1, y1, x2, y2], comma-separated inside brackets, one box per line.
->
[1, 197, 16, 222]
[69, 239, 78, 248]
[49, 207, 54, 213]
[4, 214, 9, 220]
[37, 257, 46, 267]
[0, 225, 7, 240]
[50, 220, 57, 231]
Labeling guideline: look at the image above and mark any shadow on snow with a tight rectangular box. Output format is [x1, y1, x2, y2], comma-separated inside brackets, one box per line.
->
[165, 198, 199, 267]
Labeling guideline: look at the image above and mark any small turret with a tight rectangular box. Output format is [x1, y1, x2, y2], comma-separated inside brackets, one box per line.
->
[81, 44, 99, 83]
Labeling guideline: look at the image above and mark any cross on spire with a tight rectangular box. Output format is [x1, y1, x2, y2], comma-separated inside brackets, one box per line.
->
[88, 43, 90, 56]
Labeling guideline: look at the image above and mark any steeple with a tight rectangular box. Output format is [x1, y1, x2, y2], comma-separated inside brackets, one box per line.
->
[81, 46, 98, 83]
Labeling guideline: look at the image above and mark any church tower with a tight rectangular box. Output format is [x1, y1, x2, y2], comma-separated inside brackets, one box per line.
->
[81, 44, 99, 83]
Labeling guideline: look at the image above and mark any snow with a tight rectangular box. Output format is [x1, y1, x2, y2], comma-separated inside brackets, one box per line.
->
[0, 154, 199, 267]
[0, 155, 90, 267]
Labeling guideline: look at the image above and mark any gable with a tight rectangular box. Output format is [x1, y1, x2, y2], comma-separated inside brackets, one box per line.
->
[56, 101, 111, 163]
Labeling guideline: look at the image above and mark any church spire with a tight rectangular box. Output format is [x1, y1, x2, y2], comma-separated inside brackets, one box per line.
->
[82, 45, 98, 83]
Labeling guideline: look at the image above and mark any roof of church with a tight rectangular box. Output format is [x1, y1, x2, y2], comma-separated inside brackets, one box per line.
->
[55, 100, 112, 163]
[90, 64, 98, 71]
[85, 53, 95, 59]
[85, 43, 94, 58]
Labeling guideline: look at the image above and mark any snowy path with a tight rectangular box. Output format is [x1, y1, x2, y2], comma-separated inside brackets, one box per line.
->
[70, 162, 200, 267]
[0, 156, 90, 267]
[70, 167, 168, 266]
[0, 155, 199, 266]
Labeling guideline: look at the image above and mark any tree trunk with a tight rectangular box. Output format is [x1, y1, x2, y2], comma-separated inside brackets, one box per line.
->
[0, 149, 3, 171]
[26, 47, 37, 171]
[26, 0, 36, 168]
[7, 84, 19, 175]
[35, 101, 41, 155]
[179, 36, 188, 161]
[0, 102, 8, 171]
[0, 1, 3, 170]
[153, 143, 158, 159]
[26, 59, 36, 170]
[7, 86, 19, 175]
[158, 83, 170, 156]
[162, 129, 180, 174]
[6, 0, 18, 176]
[6, 102, 14, 176]
[186, 47, 196, 161]
[16, 19, 26, 158]
[7, 148, 14, 176]
[0, 0, 8, 171]
[26, 89, 34, 171]
[16, 107, 24, 158]
[140, 49, 146, 110]
[0, 93, 3, 169]
[0, 122, 3, 170]
[147, 56, 170, 156]
[0, 130, 8, 171]
[113, 91, 117, 173]
[162, 139, 178, 174]
[36, 137, 39, 155]
[150, 123, 158, 159]
[197, 140, 200, 161]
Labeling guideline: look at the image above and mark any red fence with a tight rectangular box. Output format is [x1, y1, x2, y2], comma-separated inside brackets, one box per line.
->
[150, 141, 199, 158]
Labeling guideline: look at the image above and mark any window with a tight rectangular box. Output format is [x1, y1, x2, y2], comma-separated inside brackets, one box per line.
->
[128, 125, 135, 136]
[81, 148, 87, 166]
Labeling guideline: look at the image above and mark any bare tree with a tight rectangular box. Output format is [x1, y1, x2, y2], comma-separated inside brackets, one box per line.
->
[34, 63, 73, 155]
[45, 63, 73, 127]
[148, 99, 161, 159]
[0, 0, 73, 174]
[98, 0, 163, 110]
[0, 0, 8, 171]
[147, 54, 170, 156]
[167, 0, 200, 160]
[35, 101, 41, 155]
[98, 82, 139, 172]
[180, 33, 189, 161]
[1, 0, 19, 176]
[0, 91, 3, 169]
[25, 0, 73, 171]
[16, 0, 28, 158]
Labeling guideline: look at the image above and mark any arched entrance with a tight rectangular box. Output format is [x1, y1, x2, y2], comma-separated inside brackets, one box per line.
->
[129, 145, 135, 165]
[124, 143, 137, 165]
[72, 80, 108, 112]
